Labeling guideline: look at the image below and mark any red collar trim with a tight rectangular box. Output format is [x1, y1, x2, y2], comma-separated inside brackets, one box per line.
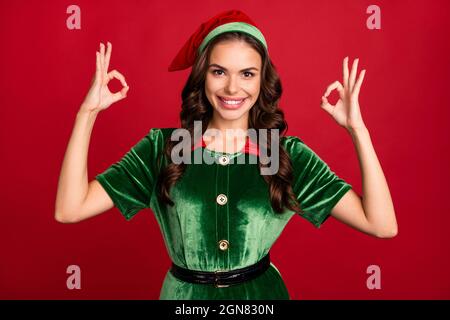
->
[192, 135, 260, 156]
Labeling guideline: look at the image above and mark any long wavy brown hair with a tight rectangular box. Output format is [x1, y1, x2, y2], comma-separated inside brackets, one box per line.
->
[156, 31, 303, 214]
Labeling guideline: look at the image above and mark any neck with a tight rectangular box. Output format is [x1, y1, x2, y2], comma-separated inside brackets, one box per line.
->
[205, 117, 249, 152]
[207, 114, 249, 135]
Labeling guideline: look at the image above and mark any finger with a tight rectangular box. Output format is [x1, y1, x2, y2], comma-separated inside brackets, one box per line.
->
[100, 42, 105, 75]
[352, 69, 366, 97]
[104, 42, 112, 73]
[112, 86, 129, 103]
[106, 69, 128, 87]
[320, 96, 334, 115]
[96, 46, 103, 76]
[324, 80, 344, 98]
[349, 58, 359, 92]
[95, 51, 101, 82]
[343, 56, 349, 89]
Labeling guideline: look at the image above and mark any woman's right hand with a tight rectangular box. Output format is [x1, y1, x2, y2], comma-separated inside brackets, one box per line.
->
[80, 42, 129, 113]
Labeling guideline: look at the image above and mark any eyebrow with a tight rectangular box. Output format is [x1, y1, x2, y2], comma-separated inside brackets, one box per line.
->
[208, 63, 259, 72]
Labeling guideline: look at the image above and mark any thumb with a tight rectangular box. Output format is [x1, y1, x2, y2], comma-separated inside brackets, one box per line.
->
[320, 96, 334, 115]
[112, 86, 129, 103]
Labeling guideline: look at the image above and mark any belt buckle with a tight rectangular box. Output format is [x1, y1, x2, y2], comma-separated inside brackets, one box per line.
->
[214, 270, 230, 288]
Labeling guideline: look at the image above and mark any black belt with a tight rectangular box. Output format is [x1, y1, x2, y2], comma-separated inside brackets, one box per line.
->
[170, 253, 271, 288]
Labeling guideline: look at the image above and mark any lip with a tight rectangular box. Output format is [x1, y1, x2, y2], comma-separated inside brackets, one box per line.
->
[217, 95, 247, 110]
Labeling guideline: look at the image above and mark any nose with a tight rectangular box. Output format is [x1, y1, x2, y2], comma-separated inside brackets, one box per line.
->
[225, 75, 239, 95]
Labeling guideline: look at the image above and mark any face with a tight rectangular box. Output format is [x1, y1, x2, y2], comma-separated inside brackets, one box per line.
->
[205, 39, 262, 129]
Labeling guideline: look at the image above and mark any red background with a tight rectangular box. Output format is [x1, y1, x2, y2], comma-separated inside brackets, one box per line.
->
[1, 0, 449, 299]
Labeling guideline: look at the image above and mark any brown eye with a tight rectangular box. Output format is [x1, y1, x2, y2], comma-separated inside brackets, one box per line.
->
[213, 69, 224, 76]
[243, 71, 254, 78]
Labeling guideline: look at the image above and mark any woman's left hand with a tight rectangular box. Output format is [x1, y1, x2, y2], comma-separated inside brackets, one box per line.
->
[320, 57, 367, 132]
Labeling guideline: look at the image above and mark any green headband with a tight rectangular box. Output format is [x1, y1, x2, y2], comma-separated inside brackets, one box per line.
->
[198, 22, 268, 53]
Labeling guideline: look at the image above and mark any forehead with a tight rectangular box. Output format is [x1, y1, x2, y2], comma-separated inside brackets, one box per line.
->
[209, 40, 261, 69]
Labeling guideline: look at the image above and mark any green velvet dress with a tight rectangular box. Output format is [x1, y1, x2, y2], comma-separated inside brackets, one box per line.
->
[95, 128, 352, 300]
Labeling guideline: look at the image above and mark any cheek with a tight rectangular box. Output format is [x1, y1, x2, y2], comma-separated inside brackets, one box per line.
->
[246, 81, 261, 99]
[205, 75, 222, 92]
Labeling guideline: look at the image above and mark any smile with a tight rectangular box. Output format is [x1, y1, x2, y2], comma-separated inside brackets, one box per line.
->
[217, 96, 247, 109]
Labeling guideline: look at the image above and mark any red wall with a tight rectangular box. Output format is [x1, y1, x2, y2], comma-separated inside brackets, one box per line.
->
[1, 0, 449, 299]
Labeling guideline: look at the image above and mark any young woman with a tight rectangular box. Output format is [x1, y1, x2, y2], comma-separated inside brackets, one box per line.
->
[55, 10, 398, 300]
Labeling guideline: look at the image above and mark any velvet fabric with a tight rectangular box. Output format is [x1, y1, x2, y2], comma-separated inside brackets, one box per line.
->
[95, 128, 352, 299]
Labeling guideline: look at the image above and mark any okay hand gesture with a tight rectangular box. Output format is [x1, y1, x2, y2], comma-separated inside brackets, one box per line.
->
[81, 42, 129, 113]
[320, 57, 367, 132]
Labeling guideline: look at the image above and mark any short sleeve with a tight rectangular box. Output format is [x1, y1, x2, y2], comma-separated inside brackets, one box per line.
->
[283, 136, 352, 228]
[95, 128, 165, 221]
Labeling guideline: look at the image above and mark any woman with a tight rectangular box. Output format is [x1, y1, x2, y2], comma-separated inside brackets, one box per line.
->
[55, 9, 398, 300]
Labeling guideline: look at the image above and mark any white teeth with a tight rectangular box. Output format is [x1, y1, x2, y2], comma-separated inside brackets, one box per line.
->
[221, 98, 244, 105]
[224, 100, 242, 105]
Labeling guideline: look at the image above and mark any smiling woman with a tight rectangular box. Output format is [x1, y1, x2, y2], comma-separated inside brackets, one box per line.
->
[205, 41, 261, 118]
[56, 8, 396, 302]
[149, 10, 356, 299]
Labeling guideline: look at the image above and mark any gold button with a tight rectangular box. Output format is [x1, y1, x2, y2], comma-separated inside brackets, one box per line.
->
[218, 239, 229, 251]
[216, 194, 228, 205]
[218, 155, 230, 166]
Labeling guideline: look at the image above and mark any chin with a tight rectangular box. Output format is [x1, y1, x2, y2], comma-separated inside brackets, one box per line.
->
[216, 112, 246, 121]
[215, 104, 252, 120]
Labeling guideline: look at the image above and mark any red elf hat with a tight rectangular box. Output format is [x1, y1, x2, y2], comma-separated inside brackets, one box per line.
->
[168, 9, 268, 72]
